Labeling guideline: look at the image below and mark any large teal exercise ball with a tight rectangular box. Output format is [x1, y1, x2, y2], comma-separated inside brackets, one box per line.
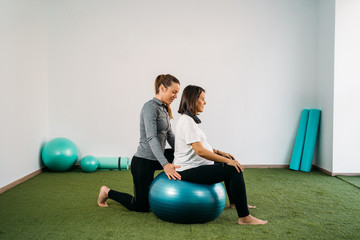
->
[80, 155, 99, 173]
[41, 138, 78, 172]
[149, 172, 226, 224]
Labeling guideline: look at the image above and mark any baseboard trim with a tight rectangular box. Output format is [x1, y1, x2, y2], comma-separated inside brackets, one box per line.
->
[311, 165, 360, 176]
[314, 166, 334, 176]
[329, 171, 360, 176]
[333, 173, 360, 176]
[0, 168, 43, 194]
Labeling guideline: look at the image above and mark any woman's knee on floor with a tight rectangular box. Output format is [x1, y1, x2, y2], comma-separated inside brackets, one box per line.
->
[132, 198, 151, 212]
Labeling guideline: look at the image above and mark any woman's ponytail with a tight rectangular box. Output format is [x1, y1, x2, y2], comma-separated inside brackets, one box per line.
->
[154, 75, 163, 94]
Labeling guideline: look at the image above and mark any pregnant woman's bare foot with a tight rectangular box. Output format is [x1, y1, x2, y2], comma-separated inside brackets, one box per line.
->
[238, 215, 268, 225]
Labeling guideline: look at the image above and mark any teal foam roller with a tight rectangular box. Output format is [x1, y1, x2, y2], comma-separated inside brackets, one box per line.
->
[289, 109, 309, 171]
[96, 157, 129, 170]
[300, 109, 321, 172]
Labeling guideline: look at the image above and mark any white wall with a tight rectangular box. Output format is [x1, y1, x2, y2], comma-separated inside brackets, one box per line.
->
[47, 0, 318, 165]
[2, 0, 357, 189]
[316, 0, 335, 172]
[333, 0, 360, 174]
[0, 0, 48, 188]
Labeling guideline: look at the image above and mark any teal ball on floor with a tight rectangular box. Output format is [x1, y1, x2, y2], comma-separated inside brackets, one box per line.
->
[41, 138, 78, 172]
[149, 172, 226, 224]
[80, 155, 99, 173]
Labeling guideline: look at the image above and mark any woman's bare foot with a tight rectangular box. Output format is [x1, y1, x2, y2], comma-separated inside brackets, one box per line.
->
[238, 215, 268, 225]
[230, 204, 256, 209]
[97, 186, 110, 207]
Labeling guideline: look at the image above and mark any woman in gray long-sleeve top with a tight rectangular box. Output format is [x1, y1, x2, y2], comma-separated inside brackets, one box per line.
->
[97, 74, 181, 212]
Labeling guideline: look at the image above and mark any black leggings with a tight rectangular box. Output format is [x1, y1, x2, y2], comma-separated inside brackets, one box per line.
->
[108, 149, 174, 212]
[179, 163, 250, 218]
[108, 151, 242, 215]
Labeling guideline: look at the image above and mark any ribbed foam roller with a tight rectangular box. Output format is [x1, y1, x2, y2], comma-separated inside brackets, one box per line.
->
[96, 157, 129, 170]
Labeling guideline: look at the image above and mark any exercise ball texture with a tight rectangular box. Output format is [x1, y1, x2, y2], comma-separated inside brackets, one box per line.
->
[149, 172, 226, 224]
[80, 155, 99, 173]
[41, 138, 78, 172]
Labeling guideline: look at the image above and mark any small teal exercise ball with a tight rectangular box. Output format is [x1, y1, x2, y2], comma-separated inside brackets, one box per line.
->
[80, 155, 99, 173]
[41, 138, 78, 172]
[149, 172, 226, 224]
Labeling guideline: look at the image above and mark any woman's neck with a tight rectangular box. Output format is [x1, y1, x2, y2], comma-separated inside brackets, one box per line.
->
[155, 95, 166, 105]
[183, 111, 201, 124]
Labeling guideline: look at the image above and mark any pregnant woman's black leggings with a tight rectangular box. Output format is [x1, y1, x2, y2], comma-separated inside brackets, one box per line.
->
[179, 163, 250, 218]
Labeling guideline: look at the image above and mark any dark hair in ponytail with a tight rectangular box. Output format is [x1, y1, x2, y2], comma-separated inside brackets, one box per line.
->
[154, 74, 180, 119]
[178, 85, 205, 115]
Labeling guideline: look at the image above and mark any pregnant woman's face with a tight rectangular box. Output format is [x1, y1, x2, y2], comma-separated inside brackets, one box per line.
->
[195, 91, 206, 114]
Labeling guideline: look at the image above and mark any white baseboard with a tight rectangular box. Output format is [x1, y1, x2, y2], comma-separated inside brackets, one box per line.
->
[314, 165, 360, 176]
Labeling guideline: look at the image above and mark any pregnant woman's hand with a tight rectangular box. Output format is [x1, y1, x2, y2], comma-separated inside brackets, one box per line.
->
[226, 159, 244, 173]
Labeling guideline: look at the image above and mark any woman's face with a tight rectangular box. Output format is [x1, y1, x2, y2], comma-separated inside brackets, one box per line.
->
[160, 83, 180, 105]
[195, 91, 206, 114]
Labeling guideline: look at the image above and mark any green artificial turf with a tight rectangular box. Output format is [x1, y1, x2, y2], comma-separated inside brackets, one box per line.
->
[0, 169, 359, 240]
[336, 175, 360, 189]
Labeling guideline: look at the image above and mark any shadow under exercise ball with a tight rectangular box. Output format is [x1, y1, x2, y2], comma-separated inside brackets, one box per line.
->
[41, 138, 78, 172]
[149, 172, 226, 224]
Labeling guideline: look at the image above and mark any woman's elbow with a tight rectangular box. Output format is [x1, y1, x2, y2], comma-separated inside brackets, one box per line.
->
[195, 148, 206, 157]
[192, 142, 207, 157]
